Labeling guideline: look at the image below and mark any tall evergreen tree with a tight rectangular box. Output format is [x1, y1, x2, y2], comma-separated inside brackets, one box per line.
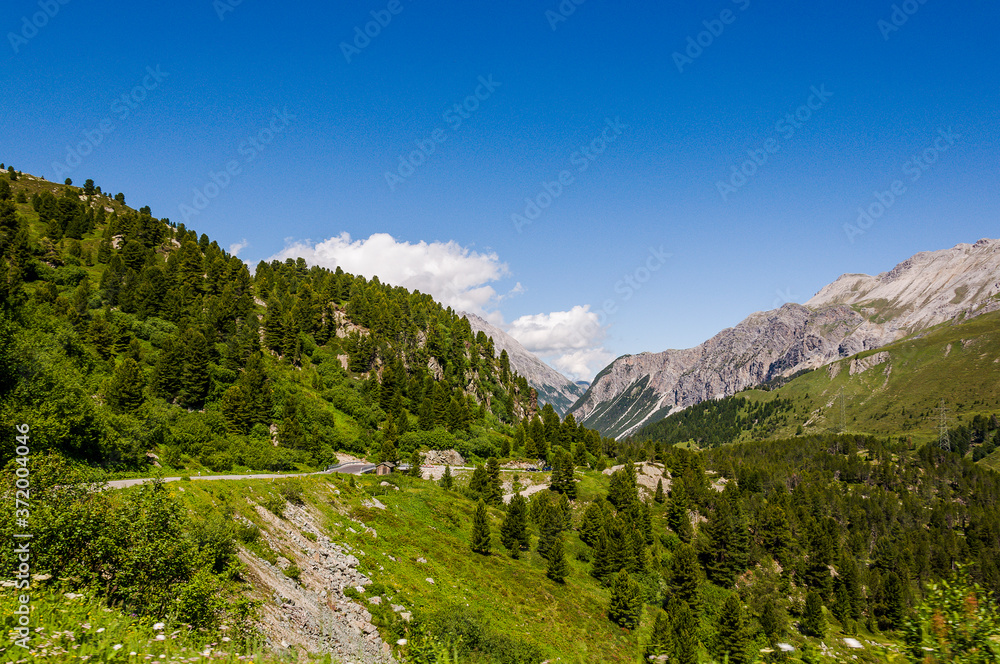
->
[440, 465, 454, 490]
[607, 569, 643, 630]
[671, 602, 700, 664]
[654, 478, 665, 504]
[668, 542, 702, 612]
[800, 592, 826, 638]
[470, 499, 491, 555]
[105, 357, 146, 413]
[715, 593, 750, 664]
[485, 457, 502, 505]
[546, 534, 568, 584]
[500, 492, 529, 558]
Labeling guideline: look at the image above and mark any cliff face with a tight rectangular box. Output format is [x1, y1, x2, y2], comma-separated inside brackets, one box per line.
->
[462, 312, 585, 415]
[570, 239, 1000, 438]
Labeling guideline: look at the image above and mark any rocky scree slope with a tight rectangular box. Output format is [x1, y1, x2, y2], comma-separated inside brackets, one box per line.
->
[569, 239, 1000, 438]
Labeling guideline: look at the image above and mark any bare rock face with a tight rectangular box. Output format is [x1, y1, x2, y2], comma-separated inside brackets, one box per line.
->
[570, 239, 1000, 437]
[463, 312, 585, 415]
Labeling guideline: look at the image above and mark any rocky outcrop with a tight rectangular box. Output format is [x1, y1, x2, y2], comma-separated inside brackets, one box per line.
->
[238, 500, 398, 663]
[462, 312, 585, 415]
[570, 239, 1000, 438]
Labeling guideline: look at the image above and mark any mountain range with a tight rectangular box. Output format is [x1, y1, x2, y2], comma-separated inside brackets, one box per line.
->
[565, 238, 1000, 437]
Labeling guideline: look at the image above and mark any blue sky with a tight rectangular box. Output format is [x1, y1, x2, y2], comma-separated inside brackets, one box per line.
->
[2, 0, 998, 380]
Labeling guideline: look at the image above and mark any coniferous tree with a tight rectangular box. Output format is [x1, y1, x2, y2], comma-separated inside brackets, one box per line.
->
[469, 464, 488, 498]
[668, 542, 702, 612]
[485, 457, 502, 505]
[470, 499, 491, 555]
[668, 478, 694, 543]
[654, 478, 665, 504]
[607, 569, 643, 630]
[645, 610, 673, 659]
[801, 592, 826, 638]
[579, 500, 606, 548]
[105, 357, 146, 413]
[759, 597, 786, 644]
[546, 534, 568, 584]
[715, 593, 750, 664]
[501, 492, 529, 558]
[407, 450, 422, 478]
[671, 602, 699, 664]
[440, 465, 454, 490]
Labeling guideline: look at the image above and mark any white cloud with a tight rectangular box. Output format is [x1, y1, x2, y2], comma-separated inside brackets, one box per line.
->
[550, 348, 614, 381]
[267, 232, 509, 314]
[229, 239, 249, 256]
[507, 305, 610, 380]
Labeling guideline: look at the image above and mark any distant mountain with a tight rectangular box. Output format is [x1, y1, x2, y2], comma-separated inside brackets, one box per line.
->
[569, 239, 1000, 437]
[462, 312, 586, 415]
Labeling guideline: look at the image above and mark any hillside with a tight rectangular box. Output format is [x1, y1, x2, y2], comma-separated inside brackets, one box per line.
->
[0, 168, 612, 472]
[569, 239, 1000, 437]
[463, 311, 585, 415]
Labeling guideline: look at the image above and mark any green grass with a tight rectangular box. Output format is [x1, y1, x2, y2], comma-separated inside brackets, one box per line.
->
[717, 310, 1000, 447]
[0, 586, 291, 663]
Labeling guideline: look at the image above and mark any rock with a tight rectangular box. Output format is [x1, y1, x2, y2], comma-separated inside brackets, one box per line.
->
[369, 596, 381, 605]
[416, 557, 427, 564]
[425, 578, 434, 585]
[570, 239, 1000, 437]
[399, 612, 412, 622]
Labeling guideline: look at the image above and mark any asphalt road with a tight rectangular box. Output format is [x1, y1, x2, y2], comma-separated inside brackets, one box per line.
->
[105, 469, 335, 490]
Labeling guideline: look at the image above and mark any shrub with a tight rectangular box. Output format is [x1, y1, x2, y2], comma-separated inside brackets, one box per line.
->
[279, 480, 305, 505]
[263, 493, 285, 518]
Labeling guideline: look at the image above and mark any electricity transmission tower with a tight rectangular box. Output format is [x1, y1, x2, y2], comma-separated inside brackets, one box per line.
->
[937, 399, 951, 451]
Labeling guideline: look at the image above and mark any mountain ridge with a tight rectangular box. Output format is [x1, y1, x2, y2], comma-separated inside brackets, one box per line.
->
[570, 238, 1000, 437]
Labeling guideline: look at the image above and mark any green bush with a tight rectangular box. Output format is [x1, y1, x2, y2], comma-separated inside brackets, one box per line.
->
[263, 493, 285, 518]
[278, 480, 305, 505]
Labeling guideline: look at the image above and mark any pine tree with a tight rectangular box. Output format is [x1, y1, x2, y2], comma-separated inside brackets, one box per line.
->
[440, 465, 454, 490]
[645, 610, 673, 658]
[671, 602, 699, 664]
[607, 569, 643, 630]
[105, 357, 146, 413]
[546, 534, 568, 583]
[654, 478, 665, 504]
[715, 593, 750, 664]
[485, 457, 502, 505]
[668, 478, 693, 543]
[469, 464, 488, 499]
[668, 542, 702, 612]
[408, 450, 422, 478]
[801, 591, 826, 638]
[470, 499, 491, 555]
[579, 501, 606, 548]
[759, 597, 785, 644]
[501, 493, 528, 558]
